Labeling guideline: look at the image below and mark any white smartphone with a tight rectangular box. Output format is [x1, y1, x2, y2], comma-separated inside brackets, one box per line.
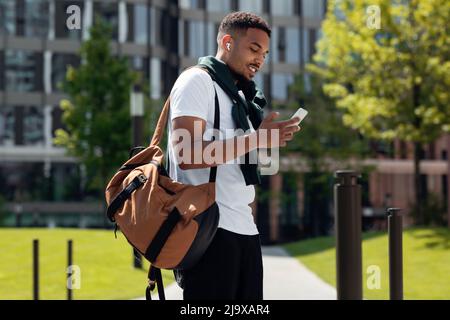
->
[291, 107, 308, 125]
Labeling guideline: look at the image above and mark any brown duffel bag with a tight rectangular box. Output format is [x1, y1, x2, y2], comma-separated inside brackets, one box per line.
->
[105, 70, 220, 300]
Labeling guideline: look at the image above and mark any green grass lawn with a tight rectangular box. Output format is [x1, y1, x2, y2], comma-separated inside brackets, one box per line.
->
[283, 227, 450, 300]
[0, 228, 175, 300]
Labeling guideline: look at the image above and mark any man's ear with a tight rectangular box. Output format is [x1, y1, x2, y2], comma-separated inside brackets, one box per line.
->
[220, 34, 233, 51]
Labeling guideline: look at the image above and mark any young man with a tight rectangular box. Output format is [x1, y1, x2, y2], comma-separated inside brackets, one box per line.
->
[167, 12, 301, 300]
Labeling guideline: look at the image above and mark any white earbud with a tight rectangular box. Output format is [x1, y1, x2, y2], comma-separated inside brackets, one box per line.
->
[226, 43, 231, 51]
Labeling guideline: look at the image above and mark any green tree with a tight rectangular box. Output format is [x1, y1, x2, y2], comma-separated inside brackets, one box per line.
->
[281, 73, 371, 171]
[309, 0, 450, 224]
[54, 19, 139, 195]
[276, 73, 372, 237]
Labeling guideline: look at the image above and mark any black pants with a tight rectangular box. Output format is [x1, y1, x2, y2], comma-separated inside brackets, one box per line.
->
[182, 228, 263, 300]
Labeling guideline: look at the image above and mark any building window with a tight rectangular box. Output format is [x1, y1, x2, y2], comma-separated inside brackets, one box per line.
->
[271, 73, 294, 101]
[151, 7, 164, 46]
[150, 58, 161, 100]
[239, 0, 263, 14]
[206, 0, 231, 12]
[0, 0, 49, 37]
[271, 0, 294, 16]
[278, 27, 286, 62]
[302, 0, 324, 19]
[130, 56, 150, 86]
[180, 0, 203, 10]
[51, 106, 64, 142]
[308, 28, 316, 61]
[0, 50, 4, 90]
[23, 106, 45, 146]
[94, 1, 119, 40]
[24, 0, 49, 37]
[188, 20, 206, 58]
[272, 27, 287, 63]
[178, 19, 184, 56]
[207, 22, 219, 54]
[5, 50, 43, 92]
[52, 54, 80, 92]
[286, 27, 300, 64]
[54, 0, 83, 40]
[126, 3, 148, 44]
[302, 28, 310, 64]
[0, 0, 16, 35]
[0, 106, 15, 146]
[253, 72, 264, 93]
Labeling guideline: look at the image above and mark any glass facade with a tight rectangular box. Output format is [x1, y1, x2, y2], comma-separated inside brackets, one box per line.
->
[271, 27, 300, 64]
[134, 4, 148, 44]
[179, 0, 202, 10]
[302, 28, 310, 63]
[207, 22, 219, 55]
[5, 50, 42, 92]
[286, 27, 300, 64]
[188, 20, 206, 58]
[0, 105, 44, 146]
[206, 0, 231, 12]
[271, 27, 286, 63]
[253, 72, 264, 93]
[0, 106, 14, 146]
[52, 54, 80, 92]
[150, 7, 164, 46]
[0, 0, 49, 37]
[302, 28, 317, 64]
[271, 0, 294, 16]
[0, 0, 16, 35]
[150, 58, 161, 99]
[0, 1, 326, 109]
[23, 106, 44, 146]
[24, 0, 49, 37]
[0, 162, 84, 202]
[303, 0, 324, 19]
[239, 0, 263, 14]
[0, 0, 330, 238]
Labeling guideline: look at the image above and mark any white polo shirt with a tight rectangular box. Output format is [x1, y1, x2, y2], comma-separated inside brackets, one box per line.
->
[166, 66, 259, 236]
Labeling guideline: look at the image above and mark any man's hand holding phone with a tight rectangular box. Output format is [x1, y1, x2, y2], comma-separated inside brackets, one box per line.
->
[256, 111, 301, 148]
[291, 107, 308, 126]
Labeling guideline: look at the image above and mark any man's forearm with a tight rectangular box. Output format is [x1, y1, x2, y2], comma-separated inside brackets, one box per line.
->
[177, 131, 259, 170]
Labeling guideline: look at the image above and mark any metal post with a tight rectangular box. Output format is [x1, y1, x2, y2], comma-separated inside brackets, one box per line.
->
[67, 240, 73, 300]
[334, 170, 362, 300]
[15, 204, 23, 227]
[33, 239, 39, 300]
[387, 208, 403, 300]
[130, 84, 144, 269]
[446, 134, 450, 229]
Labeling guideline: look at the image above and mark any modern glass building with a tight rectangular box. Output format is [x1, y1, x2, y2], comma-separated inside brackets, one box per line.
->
[4, 1, 446, 242]
[0, 0, 327, 238]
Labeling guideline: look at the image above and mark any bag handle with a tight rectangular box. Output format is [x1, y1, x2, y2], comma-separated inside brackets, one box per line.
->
[149, 97, 170, 147]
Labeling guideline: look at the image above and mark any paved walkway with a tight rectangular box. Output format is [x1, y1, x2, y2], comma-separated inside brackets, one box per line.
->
[137, 246, 336, 300]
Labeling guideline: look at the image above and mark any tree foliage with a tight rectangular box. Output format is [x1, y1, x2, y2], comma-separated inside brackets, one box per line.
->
[309, 0, 449, 142]
[54, 19, 139, 192]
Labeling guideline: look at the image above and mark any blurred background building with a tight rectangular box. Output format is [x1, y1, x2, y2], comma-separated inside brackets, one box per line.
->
[0, 0, 448, 242]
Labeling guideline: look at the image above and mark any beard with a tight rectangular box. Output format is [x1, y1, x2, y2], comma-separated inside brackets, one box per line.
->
[228, 63, 252, 85]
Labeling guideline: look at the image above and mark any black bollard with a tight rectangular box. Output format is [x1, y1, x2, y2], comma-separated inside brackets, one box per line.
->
[33, 239, 39, 300]
[387, 208, 403, 300]
[334, 170, 362, 300]
[67, 240, 73, 300]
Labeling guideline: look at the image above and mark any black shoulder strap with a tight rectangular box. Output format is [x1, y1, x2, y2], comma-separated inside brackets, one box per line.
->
[209, 85, 220, 183]
[166, 70, 221, 183]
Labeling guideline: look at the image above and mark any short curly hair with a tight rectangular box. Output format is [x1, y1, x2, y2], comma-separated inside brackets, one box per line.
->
[218, 11, 271, 39]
